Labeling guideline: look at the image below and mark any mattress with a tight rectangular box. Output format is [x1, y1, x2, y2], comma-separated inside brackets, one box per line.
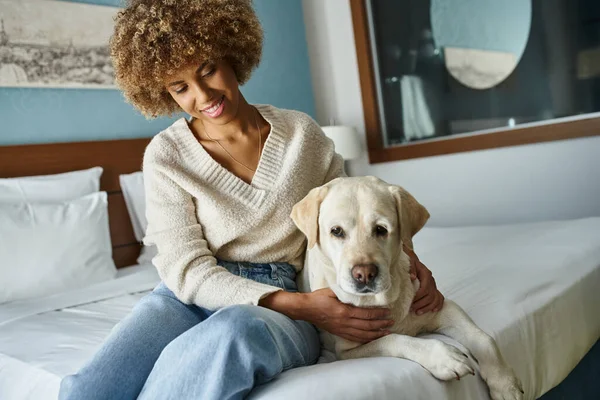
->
[1, 217, 599, 400]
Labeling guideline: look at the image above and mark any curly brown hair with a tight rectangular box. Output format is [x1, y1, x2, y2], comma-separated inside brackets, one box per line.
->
[109, 0, 263, 118]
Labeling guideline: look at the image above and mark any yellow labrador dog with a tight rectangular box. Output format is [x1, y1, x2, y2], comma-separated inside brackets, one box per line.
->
[291, 176, 523, 400]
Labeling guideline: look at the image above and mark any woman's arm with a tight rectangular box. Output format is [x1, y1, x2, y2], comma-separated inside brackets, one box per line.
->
[259, 289, 394, 344]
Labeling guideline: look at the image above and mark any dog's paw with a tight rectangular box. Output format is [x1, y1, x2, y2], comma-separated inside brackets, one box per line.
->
[421, 340, 475, 381]
[484, 365, 524, 400]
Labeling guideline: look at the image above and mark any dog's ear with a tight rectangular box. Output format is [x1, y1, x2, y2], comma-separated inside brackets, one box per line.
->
[388, 185, 430, 249]
[291, 186, 329, 249]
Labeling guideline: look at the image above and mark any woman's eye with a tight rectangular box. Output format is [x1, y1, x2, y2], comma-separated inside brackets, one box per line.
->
[202, 67, 216, 78]
[174, 86, 188, 94]
[331, 227, 345, 238]
[375, 225, 388, 237]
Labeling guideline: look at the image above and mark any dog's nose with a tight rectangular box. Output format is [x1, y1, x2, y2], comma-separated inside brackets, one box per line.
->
[352, 264, 379, 285]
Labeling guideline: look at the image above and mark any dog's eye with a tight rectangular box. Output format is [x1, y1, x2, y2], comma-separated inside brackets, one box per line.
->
[375, 225, 388, 237]
[331, 227, 345, 238]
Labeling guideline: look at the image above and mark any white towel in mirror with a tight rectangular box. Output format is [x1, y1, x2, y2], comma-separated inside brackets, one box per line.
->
[401, 75, 435, 141]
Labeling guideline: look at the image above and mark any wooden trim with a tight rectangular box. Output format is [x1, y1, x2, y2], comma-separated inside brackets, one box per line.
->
[371, 116, 600, 162]
[0, 138, 150, 191]
[0, 137, 151, 268]
[108, 192, 139, 248]
[350, 0, 384, 160]
[349, 0, 600, 163]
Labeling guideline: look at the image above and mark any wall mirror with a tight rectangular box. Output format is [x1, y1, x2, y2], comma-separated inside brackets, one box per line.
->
[351, 0, 600, 161]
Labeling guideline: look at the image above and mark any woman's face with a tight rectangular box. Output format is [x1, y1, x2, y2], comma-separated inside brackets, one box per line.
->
[164, 60, 241, 125]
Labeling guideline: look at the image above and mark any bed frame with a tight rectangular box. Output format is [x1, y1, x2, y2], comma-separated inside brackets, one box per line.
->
[0, 138, 151, 268]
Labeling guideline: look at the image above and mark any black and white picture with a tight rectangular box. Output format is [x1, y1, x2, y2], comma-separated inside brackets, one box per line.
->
[0, 0, 120, 89]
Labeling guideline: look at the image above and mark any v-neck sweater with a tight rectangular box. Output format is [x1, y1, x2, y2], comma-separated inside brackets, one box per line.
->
[142, 104, 346, 310]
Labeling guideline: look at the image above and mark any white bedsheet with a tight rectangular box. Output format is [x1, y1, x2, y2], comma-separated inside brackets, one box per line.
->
[0, 264, 160, 400]
[1, 218, 599, 400]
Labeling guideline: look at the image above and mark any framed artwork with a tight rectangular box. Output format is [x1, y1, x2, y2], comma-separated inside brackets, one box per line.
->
[0, 0, 120, 89]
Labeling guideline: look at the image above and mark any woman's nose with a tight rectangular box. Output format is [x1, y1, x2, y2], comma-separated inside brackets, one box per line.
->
[190, 81, 213, 107]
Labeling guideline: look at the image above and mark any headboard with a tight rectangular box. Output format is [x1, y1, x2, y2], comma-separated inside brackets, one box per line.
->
[0, 138, 152, 268]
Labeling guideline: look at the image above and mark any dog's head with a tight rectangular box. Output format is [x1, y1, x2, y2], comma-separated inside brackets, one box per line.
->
[291, 176, 429, 296]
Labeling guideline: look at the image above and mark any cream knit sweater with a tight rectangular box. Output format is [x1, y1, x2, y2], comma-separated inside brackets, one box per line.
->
[142, 104, 346, 310]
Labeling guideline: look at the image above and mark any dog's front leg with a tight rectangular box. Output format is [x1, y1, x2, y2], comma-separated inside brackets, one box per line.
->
[339, 333, 474, 381]
[430, 301, 524, 400]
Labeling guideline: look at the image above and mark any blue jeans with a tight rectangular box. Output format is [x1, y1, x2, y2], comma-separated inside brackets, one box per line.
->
[59, 261, 320, 400]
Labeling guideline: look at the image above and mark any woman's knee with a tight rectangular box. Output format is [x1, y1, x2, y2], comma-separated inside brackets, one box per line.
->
[157, 305, 273, 359]
[134, 287, 206, 328]
[180, 305, 269, 344]
[215, 304, 271, 325]
[212, 305, 278, 342]
[210, 305, 319, 369]
[211, 306, 319, 379]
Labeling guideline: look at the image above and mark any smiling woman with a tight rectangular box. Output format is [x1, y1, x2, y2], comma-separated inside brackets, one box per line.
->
[109, 0, 263, 118]
[162, 59, 267, 182]
[163, 61, 240, 123]
[57, 1, 395, 399]
[57, 1, 444, 399]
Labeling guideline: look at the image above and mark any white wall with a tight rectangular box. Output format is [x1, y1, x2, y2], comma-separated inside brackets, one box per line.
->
[302, 0, 600, 227]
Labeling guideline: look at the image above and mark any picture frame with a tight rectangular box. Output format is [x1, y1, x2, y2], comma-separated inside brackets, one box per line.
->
[0, 0, 121, 89]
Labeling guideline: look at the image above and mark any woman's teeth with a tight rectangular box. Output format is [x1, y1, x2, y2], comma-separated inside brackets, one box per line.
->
[205, 97, 223, 113]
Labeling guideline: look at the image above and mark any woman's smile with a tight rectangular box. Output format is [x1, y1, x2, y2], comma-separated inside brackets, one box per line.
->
[201, 95, 225, 118]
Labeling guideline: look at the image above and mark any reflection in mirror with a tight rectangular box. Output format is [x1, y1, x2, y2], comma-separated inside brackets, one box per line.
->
[366, 0, 600, 146]
[430, 0, 531, 90]
[443, 47, 517, 90]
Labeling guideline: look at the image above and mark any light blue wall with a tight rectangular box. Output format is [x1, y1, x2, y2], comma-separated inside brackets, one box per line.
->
[0, 0, 315, 145]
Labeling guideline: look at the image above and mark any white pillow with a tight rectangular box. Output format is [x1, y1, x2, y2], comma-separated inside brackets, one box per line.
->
[0, 167, 103, 203]
[119, 171, 157, 264]
[0, 192, 117, 303]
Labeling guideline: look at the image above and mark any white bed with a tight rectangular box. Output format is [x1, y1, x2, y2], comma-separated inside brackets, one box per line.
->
[1, 217, 599, 400]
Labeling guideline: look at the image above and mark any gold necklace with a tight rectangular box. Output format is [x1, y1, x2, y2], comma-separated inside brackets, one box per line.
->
[202, 108, 262, 173]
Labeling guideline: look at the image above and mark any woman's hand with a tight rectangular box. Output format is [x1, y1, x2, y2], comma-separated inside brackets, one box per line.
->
[302, 288, 395, 343]
[280, 288, 394, 344]
[404, 244, 445, 315]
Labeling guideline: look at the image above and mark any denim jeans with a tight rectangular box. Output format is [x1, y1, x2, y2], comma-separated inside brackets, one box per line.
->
[59, 260, 320, 400]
